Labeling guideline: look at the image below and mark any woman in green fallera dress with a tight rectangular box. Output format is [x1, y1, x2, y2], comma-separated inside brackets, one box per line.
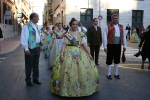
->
[50, 18, 100, 97]
[130, 27, 139, 43]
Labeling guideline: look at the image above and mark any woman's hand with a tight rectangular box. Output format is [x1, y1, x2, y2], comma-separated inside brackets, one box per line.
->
[88, 54, 93, 60]
[50, 45, 53, 49]
[60, 54, 64, 62]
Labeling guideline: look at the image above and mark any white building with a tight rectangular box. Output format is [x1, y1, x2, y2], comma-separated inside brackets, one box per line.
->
[52, 0, 150, 31]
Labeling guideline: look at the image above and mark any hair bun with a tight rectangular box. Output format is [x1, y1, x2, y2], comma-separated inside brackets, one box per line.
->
[69, 18, 77, 26]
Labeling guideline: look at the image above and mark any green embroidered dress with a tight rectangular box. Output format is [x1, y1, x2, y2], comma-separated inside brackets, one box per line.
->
[130, 29, 139, 43]
[50, 32, 99, 97]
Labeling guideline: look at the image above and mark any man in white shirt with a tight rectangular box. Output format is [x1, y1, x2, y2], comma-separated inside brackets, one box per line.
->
[21, 13, 42, 86]
[78, 21, 87, 41]
[78, 21, 87, 33]
[103, 14, 126, 79]
[49, 22, 53, 32]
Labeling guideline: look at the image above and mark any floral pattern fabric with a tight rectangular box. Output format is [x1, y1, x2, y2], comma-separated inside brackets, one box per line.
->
[26, 22, 36, 49]
[43, 34, 52, 57]
[49, 31, 65, 67]
[50, 32, 100, 97]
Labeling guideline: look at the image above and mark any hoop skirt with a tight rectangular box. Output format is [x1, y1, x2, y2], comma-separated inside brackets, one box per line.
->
[50, 32, 99, 97]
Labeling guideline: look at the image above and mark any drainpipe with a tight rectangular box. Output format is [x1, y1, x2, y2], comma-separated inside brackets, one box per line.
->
[99, 0, 100, 27]
[88, 0, 89, 9]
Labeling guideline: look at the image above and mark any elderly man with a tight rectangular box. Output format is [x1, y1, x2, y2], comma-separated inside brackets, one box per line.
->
[21, 13, 42, 86]
[103, 14, 126, 79]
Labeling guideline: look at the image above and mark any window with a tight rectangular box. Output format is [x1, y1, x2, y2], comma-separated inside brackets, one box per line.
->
[132, 10, 143, 23]
[107, 9, 119, 24]
[80, 8, 93, 21]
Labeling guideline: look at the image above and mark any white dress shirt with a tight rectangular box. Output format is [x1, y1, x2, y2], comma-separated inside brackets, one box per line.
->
[94, 25, 98, 31]
[78, 26, 87, 33]
[49, 25, 53, 32]
[21, 22, 41, 51]
[103, 24, 126, 49]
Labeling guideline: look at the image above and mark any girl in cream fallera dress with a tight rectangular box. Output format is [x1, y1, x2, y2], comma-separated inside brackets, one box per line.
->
[50, 18, 99, 97]
[49, 24, 66, 68]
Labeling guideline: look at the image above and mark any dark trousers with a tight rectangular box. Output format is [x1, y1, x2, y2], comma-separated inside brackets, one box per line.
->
[106, 44, 121, 65]
[25, 47, 40, 83]
[90, 45, 100, 63]
[127, 32, 130, 40]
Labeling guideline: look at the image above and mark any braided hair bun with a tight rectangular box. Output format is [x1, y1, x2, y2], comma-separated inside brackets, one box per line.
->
[69, 18, 78, 27]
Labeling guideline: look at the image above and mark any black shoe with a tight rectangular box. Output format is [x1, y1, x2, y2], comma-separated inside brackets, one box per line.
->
[95, 63, 99, 65]
[33, 80, 41, 84]
[26, 82, 33, 86]
[114, 75, 121, 79]
[107, 75, 112, 79]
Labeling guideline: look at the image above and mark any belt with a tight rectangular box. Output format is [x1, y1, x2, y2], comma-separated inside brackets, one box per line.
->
[67, 44, 76, 46]
[56, 37, 63, 39]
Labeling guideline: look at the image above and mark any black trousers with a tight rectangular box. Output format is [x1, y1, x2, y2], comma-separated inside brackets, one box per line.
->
[142, 55, 150, 62]
[25, 47, 40, 83]
[90, 45, 100, 63]
[127, 32, 130, 40]
[106, 44, 121, 65]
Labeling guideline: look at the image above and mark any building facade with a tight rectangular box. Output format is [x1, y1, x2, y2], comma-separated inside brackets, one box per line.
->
[51, 0, 150, 32]
[43, 0, 53, 26]
[0, 0, 32, 39]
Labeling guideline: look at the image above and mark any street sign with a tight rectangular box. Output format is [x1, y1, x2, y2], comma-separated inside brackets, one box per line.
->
[5, 11, 11, 16]
[98, 15, 103, 20]
[5, 15, 11, 20]
[4, 11, 11, 20]
[17, 13, 22, 18]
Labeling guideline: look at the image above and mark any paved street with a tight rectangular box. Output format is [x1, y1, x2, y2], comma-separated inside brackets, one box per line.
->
[0, 43, 150, 100]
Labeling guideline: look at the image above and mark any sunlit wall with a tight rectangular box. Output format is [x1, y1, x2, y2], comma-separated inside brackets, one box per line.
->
[31, 0, 45, 25]
[53, 0, 150, 32]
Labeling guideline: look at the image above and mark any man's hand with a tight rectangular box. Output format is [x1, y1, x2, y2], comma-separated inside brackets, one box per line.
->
[100, 43, 102, 46]
[139, 47, 141, 50]
[25, 50, 30, 56]
[104, 48, 108, 53]
[60, 55, 64, 62]
[123, 48, 126, 52]
[40, 47, 43, 52]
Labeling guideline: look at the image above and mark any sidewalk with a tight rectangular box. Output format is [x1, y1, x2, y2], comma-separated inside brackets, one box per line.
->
[0, 36, 20, 54]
